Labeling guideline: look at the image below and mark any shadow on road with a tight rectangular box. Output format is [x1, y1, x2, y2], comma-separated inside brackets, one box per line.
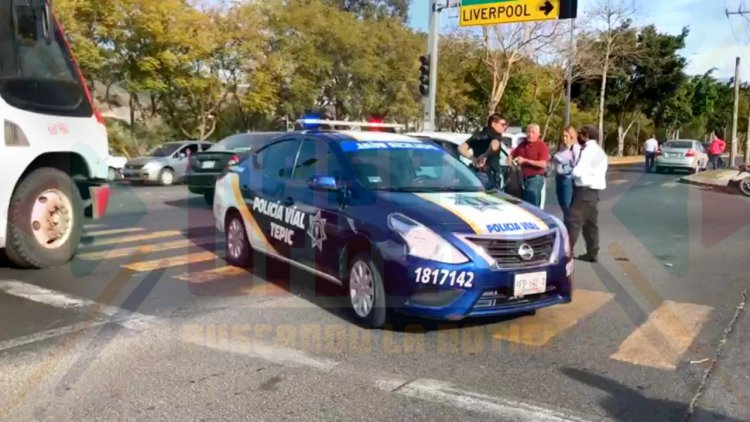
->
[178, 226, 526, 332]
[561, 367, 743, 422]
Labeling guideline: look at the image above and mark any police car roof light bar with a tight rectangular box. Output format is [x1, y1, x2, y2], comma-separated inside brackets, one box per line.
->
[296, 118, 405, 129]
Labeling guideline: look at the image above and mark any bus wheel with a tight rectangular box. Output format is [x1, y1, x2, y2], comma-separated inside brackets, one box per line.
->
[5, 168, 84, 269]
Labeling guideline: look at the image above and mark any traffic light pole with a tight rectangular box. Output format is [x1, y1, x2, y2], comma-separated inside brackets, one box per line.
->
[423, 0, 440, 131]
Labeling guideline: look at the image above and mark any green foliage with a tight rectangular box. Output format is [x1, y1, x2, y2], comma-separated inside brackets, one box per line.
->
[53, 0, 738, 156]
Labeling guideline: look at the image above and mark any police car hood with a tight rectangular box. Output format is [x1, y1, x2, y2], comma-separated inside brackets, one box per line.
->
[375, 190, 556, 236]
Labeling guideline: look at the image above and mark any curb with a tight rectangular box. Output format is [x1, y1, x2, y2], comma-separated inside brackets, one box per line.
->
[608, 157, 645, 165]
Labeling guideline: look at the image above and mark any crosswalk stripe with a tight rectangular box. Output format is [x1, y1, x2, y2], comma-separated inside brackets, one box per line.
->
[491, 289, 614, 346]
[662, 181, 680, 188]
[122, 251, 218, 272]
[78, 237, 219, 260]
[172, 265, 247, 283]
[608, 179, 628, 185]
[82, 230, 182, 247]
[610, 301, 712, 370]
[84, 227, 145, 237]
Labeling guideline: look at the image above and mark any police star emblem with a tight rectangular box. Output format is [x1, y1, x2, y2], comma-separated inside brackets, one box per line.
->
[307, 210, 327, 252]
[454, 193, 499, 212]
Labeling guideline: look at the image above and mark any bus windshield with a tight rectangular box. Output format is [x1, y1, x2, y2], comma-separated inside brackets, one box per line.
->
[0, 0, 91, 117]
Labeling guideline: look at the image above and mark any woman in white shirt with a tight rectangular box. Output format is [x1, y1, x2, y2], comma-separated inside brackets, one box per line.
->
[551, 126, 581, 223]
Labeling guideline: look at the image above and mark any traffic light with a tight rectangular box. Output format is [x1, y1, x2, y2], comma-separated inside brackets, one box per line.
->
[419, 55, 430, 97]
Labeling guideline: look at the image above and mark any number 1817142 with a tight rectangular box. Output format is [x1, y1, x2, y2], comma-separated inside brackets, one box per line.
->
[414, 268, 474, 288]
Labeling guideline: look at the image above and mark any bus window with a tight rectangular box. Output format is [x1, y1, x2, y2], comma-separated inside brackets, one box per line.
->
[0, 0, 91, 117]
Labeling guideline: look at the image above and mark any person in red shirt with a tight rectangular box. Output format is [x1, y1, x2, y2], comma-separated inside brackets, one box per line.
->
[707, 129, 726, 169]
[511, 123, 549, 207]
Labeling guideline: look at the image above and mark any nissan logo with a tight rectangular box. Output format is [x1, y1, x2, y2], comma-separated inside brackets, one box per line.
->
[518, 243, 534, 261]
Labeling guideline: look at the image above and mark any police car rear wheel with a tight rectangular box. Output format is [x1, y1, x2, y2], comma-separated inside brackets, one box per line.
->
[225, 213, 250, 266]
[348, 253, 387, 328]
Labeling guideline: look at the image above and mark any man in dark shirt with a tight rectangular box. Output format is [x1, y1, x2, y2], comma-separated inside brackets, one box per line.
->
[511, 123, 549, 207]
[458, 114, 507, 189]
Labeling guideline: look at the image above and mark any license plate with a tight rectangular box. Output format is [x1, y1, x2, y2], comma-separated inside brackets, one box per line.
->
[201, 160, 215, 169]
[513, 271, 547, 297]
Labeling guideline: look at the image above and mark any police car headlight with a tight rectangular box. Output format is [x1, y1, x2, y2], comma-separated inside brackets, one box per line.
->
[388, 213, 469, 264]
[548, 215, 571, 258]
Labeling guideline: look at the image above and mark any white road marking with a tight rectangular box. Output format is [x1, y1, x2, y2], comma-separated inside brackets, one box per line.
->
[608, 179, 628, 185]
[381, 378, 591, 422]
[0, 280, 158, 331]
[182, 333, 338, 371]
[182, 329, 591, 421]
[0, 315, 153, 352]
[84, 227, 144, 237]
[639, 181, 654, 186]
[662, 181, 680, 188]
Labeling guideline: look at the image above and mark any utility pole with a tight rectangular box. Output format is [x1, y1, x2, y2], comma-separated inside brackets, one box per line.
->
[423, 0, 440, 131]
[731, 57, 740, 167]
[726, 7, 750, 165]
[564, 18, 575, 127]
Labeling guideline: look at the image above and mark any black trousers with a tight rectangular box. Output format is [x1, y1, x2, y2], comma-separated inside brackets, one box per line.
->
[645, 152, 656, 171]
[566, 187, 600, 257]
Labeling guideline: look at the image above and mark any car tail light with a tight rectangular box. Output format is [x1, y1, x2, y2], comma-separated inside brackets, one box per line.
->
[227, 154, 241, 168]
[685, 149, 695, 157]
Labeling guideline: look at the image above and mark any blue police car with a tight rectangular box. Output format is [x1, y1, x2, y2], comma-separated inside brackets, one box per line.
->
[213, 127, 573, 328]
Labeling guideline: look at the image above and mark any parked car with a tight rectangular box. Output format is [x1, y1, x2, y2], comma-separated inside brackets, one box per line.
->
[123, 140, 212, 186]
[655, 139, 708, 173]
[106, 149, 127, 181]
[406, 131, 512, 167]
[187, 132, 283, 205]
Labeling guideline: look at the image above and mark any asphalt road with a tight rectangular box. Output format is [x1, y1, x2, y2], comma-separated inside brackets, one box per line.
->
[1, 165, 749, 421]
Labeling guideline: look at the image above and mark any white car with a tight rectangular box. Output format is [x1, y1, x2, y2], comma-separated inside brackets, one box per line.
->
[405, 131, 512, 167]
[106, 149, 127, 180]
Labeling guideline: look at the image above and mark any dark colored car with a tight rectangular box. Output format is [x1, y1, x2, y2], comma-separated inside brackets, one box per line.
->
[213, 130, 573, 328]
[186, 132, 283, 204]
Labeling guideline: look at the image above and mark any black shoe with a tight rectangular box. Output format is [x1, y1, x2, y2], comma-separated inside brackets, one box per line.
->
[576, 254, 598, 263]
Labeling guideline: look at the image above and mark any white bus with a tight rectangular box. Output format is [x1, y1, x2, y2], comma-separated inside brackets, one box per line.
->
[0, 0, 111, 268]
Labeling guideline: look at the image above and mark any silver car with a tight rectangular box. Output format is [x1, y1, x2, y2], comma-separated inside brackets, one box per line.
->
[655, 139, 708, 174]
[123, 140, 213, 185]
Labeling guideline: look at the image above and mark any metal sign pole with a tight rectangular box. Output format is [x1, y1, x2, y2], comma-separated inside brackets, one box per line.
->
[564, 18, 575, 127]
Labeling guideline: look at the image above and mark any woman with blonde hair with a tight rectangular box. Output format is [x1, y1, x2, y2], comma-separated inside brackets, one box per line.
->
[552, 125, 581, 223]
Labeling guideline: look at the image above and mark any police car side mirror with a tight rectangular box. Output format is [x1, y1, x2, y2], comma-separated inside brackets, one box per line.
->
[309, 176, 338, 191]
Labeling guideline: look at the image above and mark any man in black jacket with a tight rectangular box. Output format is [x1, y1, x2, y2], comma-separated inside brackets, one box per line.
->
[458, 114, 508, 189]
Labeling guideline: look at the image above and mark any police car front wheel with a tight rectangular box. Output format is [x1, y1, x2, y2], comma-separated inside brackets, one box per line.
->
[348, 253, 387, 328]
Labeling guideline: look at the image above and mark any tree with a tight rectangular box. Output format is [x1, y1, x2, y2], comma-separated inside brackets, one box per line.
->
[579, 0, 638, 146]
[632, 26, 689, 132]
[324, 0, 409, 22]
[477, 21, 561, 116]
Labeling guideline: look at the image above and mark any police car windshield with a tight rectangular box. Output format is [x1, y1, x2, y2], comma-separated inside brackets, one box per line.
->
[341, 140, 485, 192]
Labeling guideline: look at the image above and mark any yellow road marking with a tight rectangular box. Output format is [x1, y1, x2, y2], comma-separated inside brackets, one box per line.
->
[172, 265, 290, 296]
[610, 301, 712, 370]
[78, 237, 217, 260]
[173, 265, 247, 283]
[84, 227, 145, 237]
[82, 230, 182, 247]
[123, 251, 218, 272]
[491, 289, 614, 346]
[608, 179, 628, 185]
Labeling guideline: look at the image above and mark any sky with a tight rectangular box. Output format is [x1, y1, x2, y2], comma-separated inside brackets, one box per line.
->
[407, 0, 750, 81]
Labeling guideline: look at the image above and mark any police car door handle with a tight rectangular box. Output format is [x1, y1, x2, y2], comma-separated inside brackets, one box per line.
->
[283, 196, 294, 206]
